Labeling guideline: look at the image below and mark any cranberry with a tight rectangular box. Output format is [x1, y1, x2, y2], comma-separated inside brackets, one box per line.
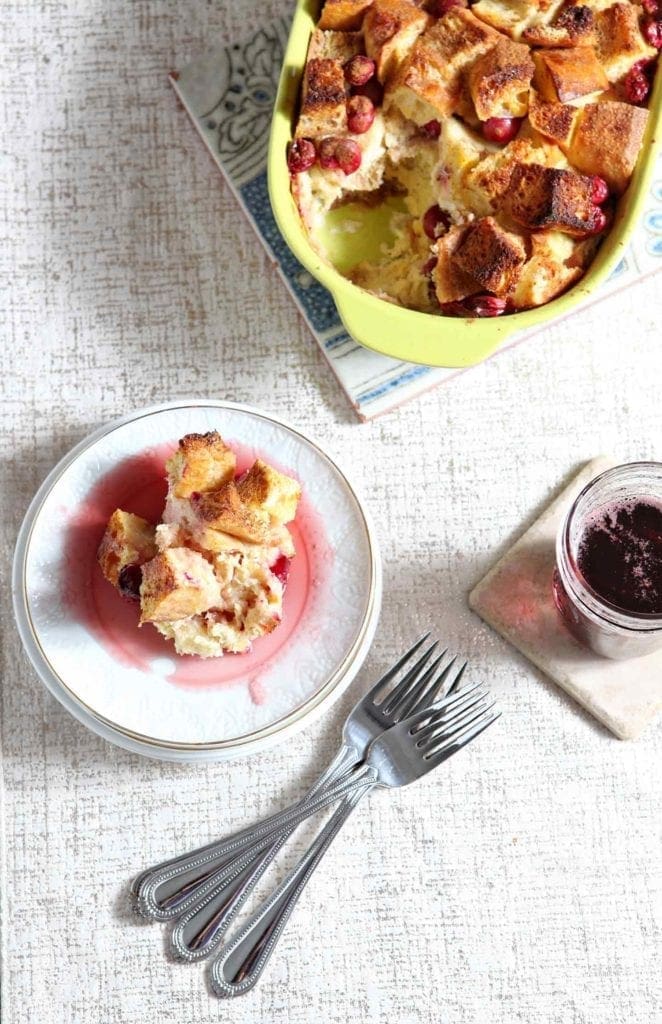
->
[482, 117, 521, 144]
[591, 176, 609, 205]
[465, 294, 507, 317]
[433, 0, 468, 13]
[335, 139, 362, 175]
[318, 137, 340, 169]
[439, 300, 469, 316]
[643, 18, 662, 47]
[422, 256, 438, 277]
[347, 95, 376, 134]
[352, 78, 384, 106]
[270, 555, 291, 586]
[287, 138, 316, 174]
[642, 0, 660, 12]
[420, 119, 441, 139]
[422, 204, 451, 240]
[587, 207, 608, 234]
[624, 68, 650, 103]
[344, 55, 376, 87]
[118, 564, 142, 600]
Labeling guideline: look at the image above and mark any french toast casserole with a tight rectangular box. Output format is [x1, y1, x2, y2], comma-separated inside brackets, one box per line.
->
[98, 432, 301, 657]
[286, 0, 659, 316]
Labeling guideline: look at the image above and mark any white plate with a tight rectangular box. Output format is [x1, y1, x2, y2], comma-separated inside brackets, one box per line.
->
[13, 400, 381, 762]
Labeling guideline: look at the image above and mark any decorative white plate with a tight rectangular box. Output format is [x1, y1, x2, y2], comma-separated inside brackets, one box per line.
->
[13, 400, 381, 762]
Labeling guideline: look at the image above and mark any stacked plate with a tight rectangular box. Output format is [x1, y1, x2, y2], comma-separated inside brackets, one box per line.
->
[12, 401, 381, 761]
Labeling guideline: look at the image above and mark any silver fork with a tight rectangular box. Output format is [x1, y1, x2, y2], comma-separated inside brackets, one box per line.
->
[210, 687, 501, 997]
[133, 635, 463, 957]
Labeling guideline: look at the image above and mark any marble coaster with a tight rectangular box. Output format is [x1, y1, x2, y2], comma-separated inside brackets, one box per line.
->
[469, 457, 662, 740]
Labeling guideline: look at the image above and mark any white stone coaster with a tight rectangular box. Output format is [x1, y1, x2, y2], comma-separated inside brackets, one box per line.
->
[469, 457, 662, 740]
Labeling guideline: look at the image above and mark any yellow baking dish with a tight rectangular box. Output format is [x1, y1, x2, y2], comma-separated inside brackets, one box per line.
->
[267, 0, 661, 368]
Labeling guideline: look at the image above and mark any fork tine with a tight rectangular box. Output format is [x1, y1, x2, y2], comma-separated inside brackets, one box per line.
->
[385, 650, 447, 719]
[414, 655, 469, 711]
[421, 696, 496, 749]
[414, 688, 491, 743]
[424, 707, 501, 763]
[365, 632, 431, 708]
[408, 680, 483, 731]
[445, 659, 468, 696]
[377, 640, 439, 714]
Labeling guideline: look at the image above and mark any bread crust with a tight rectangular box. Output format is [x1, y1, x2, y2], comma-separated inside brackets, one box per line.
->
[503, 162, 598, 234]
[568, 100, 649, 193]
[166, 431, 236, 499]
[468, 38, 535, 120]
[534, 45, 608, 101]
[97, 510, 157, 586]
[319, 0, 374, 31]
[452, 216, 527, 294]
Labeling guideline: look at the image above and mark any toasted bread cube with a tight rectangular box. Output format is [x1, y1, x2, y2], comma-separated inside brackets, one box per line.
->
[594, 3, 656, 83]
[432, 226, 481, 304]
[319, 0, 374, 30]
[236, 460, 301, 526]
[190, 481, 270, 544]
[527, 88, 579, 148]
[296, 58, 348, 138]
[363, 0, 431, 82]
[166, 432, 236, 500]
[385, 9, 499, 121]
[451, 217, 527, 295]
[503, 162, 598, 234]
[461, 131, 567, 216]
[568, 100, 648, 193]
[511, 231, 597, 307]
[307, 28, 363, 63]
[139, 548, 221, 624]
[97, 510, 157, 587]
[533, 45, 608, 101]
[471, 0, 532, 36]
[523, 3, 595, 47]
[468, 39, 535, 120]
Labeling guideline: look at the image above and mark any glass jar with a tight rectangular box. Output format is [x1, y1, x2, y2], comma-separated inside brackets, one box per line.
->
[553, 462, 662, 660]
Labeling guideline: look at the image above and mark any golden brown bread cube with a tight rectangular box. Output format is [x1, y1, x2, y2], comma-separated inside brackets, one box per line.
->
[502, 162, 599, 234]
[166, 432, 236, 500]
[533, 45, 608, 101]
[307, 28, 363, 63]
[468, 39, 535, 120]
[385, 8, 500, 122]
[472, 0, 568, 38]
[523, 3, 595, 47]
[139, 548, 222, 624]
[236, 460, 301, 526]
[432, 227, 482, 304]
[451, 217, 527, 295]
[363, 0, 431, 82]
[97, 510, 157, 587]
[594, 2, 656, 83]
[567, 100, 649, 193]
[296, 57, 348, 138]
[511, 231, 596, 307]
[319, 0, 374, 30]
[190, 481, 270, 544]
[527, 88, 579, 147]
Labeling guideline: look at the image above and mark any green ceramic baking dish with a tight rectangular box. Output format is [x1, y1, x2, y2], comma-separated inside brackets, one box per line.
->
[267, 0, 661, 368]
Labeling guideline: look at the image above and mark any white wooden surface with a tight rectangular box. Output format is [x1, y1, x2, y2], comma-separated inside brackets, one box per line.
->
[1, 2, 661, 1022]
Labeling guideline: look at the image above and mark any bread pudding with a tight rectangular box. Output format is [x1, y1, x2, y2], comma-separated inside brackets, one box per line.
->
[286, 0, 658, 317]
[98, 433, 301, 657]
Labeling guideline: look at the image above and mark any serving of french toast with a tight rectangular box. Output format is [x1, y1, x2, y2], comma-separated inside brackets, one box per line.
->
[287, 0, 659, 316]
[98, 433, 301, 657]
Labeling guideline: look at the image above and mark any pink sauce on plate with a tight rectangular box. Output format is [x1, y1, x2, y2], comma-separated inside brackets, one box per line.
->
[63, 440, 330, 700]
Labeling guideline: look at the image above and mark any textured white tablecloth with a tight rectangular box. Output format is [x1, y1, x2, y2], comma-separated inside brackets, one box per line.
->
[2, 2, 661, 1022]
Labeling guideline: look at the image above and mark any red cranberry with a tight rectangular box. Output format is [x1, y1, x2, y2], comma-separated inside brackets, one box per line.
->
[642, 0, 660, 12]
[643, 18, 662, 47]
[422, 204, 451, 240]
[318, 137, 340, 169]
[465, 294, 507, 317]
[347, 95, 376, 134]
[420, 119, 441, 139]
[587, 207, 608, 235]
[270, 555, 291, 586]
[624, 68, 650, 103]
[591, 176, 609, 205]
[482, 117, 521, 144]
[335, 139, 362, 175]
[433, 0, 468, 13]
[287, 138, 316, 174]
[344, 55, 376, 87]
[118, 564, 142, 600]
[422, 256, 438, 277]
[352, 78, 384, 106]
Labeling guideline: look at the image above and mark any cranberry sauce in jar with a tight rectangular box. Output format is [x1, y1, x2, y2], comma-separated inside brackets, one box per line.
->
[554, 463, 662, 660]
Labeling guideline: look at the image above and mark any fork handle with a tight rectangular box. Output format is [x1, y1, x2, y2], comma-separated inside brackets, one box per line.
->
[133, 745, 359, 923]
[209, 773, 378, 997]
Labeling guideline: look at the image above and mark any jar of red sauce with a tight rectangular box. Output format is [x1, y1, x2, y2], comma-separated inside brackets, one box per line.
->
[553, 462, 662, 660]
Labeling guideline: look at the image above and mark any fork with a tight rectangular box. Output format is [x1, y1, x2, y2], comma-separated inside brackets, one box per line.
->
[209, 686, 500, 996]
[133, 635, 462, 957]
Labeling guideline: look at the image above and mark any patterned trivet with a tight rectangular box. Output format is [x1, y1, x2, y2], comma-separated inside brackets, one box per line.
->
[470, 457, 662, 741]
[171, 18, 662, 421]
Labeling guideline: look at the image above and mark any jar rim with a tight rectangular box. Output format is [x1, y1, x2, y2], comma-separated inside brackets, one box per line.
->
[559, 461, 662, 629]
